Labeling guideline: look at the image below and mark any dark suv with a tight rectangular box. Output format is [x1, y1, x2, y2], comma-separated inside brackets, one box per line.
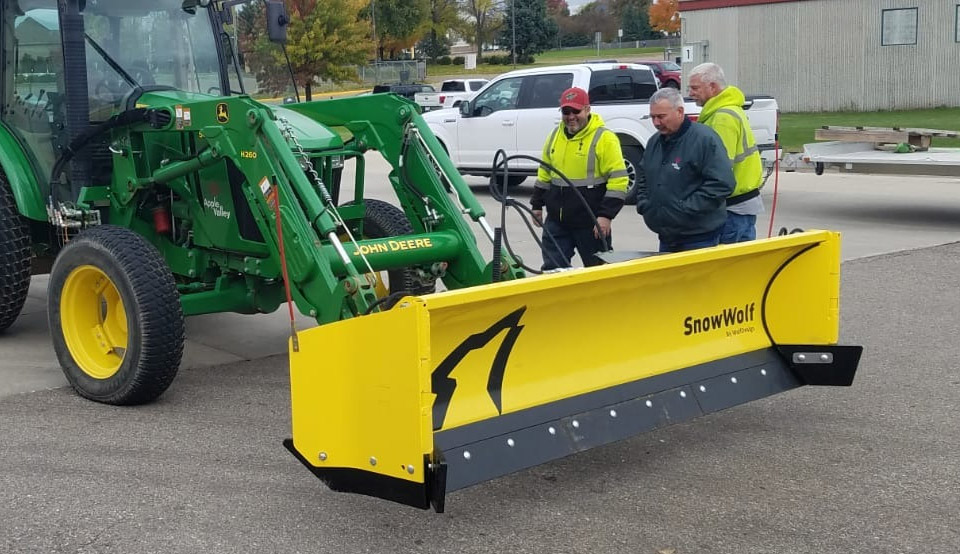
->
[371, 83, 435, 100]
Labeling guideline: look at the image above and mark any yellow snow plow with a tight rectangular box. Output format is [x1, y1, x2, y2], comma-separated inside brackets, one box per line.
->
[285, 230, 862, 511]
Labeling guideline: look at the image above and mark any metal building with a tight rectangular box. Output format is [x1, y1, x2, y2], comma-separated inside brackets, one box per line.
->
[678, 0, 960, 112]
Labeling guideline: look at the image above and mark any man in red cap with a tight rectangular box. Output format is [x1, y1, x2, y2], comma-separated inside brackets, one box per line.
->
[531, 87, 629, 270]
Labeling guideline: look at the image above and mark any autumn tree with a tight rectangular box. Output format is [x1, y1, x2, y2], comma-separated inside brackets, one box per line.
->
[571, 1, 619, 41]
[546, 0, 569, 17]
[239, 0, 373, 101]
[461, 0, 503, 63]
[648, 0, 679, 34]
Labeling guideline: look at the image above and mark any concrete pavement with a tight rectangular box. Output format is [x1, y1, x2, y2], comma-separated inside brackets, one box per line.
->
[1, 240, 957, 554]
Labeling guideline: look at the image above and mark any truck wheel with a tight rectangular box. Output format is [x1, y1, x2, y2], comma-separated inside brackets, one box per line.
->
[622, 145, 644, 204]
[0, 176, 31, 332]
[346, 199, 436, 296]
[493, 174, 526, 188]
[665, 80, 680, 90]
[48, 225, 184, 405]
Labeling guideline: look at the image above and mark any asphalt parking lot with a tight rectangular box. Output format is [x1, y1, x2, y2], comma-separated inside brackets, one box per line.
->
[1, 161, 959, 553]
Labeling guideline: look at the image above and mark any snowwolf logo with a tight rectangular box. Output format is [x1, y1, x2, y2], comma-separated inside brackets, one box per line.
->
[672, 157, 682, 171]
[684, 302, 756, 336]
[431, 307, 526, 430]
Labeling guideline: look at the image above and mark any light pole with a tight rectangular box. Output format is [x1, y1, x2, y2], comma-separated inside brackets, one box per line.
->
[371, 0, 379, 83]
[511, 0, 516, 68]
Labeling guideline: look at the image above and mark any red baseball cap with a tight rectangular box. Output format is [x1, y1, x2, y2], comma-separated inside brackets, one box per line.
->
[559, 87, 589, 110]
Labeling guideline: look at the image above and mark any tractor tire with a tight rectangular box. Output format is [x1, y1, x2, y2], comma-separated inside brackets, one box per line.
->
[48, 225, 184, 405]
[0, 176, 31, 332]
[347, 199, 436, 296]
[622, 145, 644, 205]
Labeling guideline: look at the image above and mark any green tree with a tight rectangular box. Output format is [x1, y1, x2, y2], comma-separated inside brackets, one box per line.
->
[239, 0, 373, 101]
[620, 0, 653, 41]
[418, 32, 451, 60]
[417, 0, 463, 60]
[499, 0, 558, 60]
[371, 0, 430, 60]
[461, 0, 503, 63]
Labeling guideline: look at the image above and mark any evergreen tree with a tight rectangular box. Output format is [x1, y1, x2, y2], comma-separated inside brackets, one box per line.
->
[498, 0, 558, 60]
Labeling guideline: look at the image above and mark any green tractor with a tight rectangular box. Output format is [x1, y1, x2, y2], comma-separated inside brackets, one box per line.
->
[0, 0, 522, 404]
[0, 0, 862, 511]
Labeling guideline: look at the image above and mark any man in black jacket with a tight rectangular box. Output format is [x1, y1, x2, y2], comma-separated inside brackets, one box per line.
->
[636, 88, 736, 253]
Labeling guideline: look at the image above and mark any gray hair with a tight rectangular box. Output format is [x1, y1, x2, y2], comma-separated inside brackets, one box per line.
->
[689, 62, 727, 88]
[649, 87, 684, 109]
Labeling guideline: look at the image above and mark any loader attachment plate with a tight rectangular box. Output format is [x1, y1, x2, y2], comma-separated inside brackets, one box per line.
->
[286, 231, 861, 511]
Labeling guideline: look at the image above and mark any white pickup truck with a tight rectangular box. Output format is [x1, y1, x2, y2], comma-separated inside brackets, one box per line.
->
[421, 63, 779, 202]
[414, 78, 489, 112]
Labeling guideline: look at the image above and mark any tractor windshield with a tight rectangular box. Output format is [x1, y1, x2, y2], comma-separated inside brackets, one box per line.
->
[81, 0, 224, 114]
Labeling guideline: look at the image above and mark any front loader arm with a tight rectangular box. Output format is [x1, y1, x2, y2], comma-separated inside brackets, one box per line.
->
[219, 105, 382, 321]
[286, 95, 524, 288]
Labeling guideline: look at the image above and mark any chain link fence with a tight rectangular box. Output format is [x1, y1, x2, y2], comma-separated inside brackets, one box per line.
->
[355, 60, 426, 85]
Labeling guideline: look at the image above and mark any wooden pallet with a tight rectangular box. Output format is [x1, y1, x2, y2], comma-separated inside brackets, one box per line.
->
[814, 126, 960, 151]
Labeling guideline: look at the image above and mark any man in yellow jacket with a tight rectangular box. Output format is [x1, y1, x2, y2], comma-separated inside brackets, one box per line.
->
[531, 87, 629, 269]
[688, 63, 763, 243]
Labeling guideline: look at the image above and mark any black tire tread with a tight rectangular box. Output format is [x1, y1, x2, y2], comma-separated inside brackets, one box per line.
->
[0, 175, 32, 332]
[622, 145, 643, 205]
[349, 199, 435, 296]
[49, 225, 184, 405]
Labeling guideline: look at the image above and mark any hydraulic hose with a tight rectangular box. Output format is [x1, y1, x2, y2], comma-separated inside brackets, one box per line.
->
[487, 150, 614, 275]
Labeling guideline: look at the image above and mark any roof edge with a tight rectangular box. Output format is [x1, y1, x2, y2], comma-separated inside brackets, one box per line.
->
[679, 0, 803, 12]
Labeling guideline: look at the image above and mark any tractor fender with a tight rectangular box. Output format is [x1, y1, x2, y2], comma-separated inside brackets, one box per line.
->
[0, 124, 47, 221]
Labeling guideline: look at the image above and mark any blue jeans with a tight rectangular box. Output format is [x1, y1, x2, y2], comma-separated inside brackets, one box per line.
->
[719, 212, 757, 244]
[541, 219, 610, 270]
[658, 229, 721, 253]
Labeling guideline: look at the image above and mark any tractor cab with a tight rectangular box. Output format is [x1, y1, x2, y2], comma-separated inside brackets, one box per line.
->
[0, 0, 289, 202]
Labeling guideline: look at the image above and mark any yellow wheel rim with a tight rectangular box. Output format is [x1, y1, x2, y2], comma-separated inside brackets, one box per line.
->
[60, 265, 128, 379]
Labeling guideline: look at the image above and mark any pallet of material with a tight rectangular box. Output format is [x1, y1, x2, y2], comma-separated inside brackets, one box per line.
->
[814, 126, 960, 151]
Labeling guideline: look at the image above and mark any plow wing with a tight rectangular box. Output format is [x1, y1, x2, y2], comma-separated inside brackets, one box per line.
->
[284, 231, 862, 511]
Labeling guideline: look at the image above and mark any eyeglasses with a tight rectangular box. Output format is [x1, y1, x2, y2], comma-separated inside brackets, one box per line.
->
[561, 107, 582, 116]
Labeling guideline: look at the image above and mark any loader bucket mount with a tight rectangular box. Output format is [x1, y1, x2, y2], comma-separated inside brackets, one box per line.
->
[285, 231, 862, 512]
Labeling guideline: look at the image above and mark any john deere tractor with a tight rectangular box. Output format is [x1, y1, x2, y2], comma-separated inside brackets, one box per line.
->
[0, 0, 861, 511]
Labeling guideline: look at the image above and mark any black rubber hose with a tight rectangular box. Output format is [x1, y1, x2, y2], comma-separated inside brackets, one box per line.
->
[484, 151, 614, 273]
[491, 153, 611, 253]
[488, 150, 566, 273]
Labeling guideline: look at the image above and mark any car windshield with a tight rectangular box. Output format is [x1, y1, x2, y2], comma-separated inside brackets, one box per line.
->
[663, 62, 681, 71]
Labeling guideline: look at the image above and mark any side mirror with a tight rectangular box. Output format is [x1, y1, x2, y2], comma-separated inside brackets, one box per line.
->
[181, 0, 210, 14]
[266, 1, 289, 44]
[459, 101, 471, 117]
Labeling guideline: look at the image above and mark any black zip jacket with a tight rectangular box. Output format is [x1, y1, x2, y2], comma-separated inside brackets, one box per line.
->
[636, 118, 736, 240]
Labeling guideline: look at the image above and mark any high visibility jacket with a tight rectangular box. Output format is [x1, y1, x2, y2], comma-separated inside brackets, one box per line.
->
[531, 113, 628, 227]
[698, 86, 763, 204]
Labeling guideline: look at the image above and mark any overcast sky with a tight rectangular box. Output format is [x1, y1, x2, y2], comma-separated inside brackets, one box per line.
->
[567, 0, 590, 14]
